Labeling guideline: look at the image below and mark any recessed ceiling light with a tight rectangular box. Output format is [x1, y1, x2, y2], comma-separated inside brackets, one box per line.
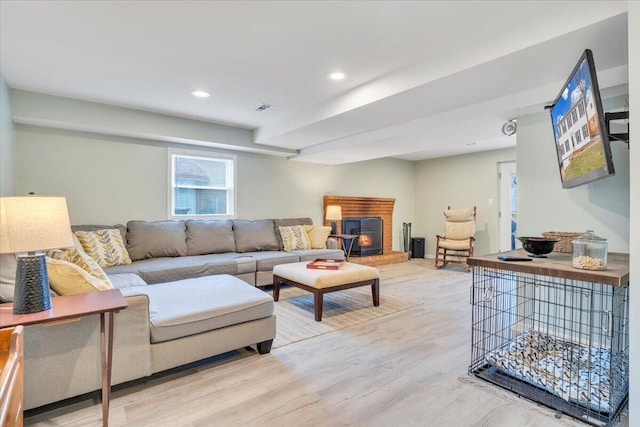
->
[191, 90, 211, 98]
[328, 71, 347, 81]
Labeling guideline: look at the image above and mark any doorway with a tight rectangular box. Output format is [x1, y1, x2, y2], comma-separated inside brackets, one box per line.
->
[498, 161, 517, 252]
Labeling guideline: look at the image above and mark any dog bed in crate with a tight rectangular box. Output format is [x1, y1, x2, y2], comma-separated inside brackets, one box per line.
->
[486, 330, 628, 414]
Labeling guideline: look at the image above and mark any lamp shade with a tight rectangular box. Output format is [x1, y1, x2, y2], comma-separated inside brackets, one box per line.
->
[0, 196, 73, 253]
[325, 205, 342, 221]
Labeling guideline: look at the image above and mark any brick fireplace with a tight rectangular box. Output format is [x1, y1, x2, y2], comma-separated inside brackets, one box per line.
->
[323, 195, 407, 266]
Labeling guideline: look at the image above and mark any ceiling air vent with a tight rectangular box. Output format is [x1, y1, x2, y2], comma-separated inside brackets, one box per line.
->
[255, 103, 272, 112]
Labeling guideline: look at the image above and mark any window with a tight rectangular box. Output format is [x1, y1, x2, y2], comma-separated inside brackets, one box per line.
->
[582, 124, 589, 140]
[168, 148, 236, 219]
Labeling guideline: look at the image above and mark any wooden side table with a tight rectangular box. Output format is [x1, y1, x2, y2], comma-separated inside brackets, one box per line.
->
[0, 290, 127, 427]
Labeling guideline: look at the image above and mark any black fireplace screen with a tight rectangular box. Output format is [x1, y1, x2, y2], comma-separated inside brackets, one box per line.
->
[342, 217, 383, 256]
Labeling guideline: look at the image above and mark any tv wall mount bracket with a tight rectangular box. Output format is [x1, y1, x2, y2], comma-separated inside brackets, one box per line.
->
[605, 111, 629, 146]
[544, 105, 629, 146]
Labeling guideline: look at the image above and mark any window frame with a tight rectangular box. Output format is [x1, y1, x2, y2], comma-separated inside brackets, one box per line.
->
[167, 147, 237, 220]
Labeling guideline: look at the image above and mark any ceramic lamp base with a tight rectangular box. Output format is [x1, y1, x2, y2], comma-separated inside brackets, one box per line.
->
[13, 253, 52, 314]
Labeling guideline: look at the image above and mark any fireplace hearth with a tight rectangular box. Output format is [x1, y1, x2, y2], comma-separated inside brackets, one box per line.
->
[342, 217, 383, 256]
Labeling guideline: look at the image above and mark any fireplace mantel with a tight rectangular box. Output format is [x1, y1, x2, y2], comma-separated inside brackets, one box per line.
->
[323, 195, 395, 254]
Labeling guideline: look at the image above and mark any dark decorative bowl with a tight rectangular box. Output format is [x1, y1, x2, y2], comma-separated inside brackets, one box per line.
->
[517, 237, 560, 257]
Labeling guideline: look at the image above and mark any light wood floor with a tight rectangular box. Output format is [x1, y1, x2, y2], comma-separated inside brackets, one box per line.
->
[25, 260, 628, 427]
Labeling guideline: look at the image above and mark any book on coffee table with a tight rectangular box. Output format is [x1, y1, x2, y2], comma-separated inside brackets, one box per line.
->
[307, 258, 345, 270]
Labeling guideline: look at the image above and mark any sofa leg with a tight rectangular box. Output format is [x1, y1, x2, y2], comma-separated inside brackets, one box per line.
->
[256, 339, 273, 354]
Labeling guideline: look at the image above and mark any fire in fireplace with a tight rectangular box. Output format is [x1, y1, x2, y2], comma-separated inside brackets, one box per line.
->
[342, 217, 383, 256]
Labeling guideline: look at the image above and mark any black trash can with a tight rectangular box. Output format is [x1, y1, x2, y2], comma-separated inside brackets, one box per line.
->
[410, 237, 425, 259]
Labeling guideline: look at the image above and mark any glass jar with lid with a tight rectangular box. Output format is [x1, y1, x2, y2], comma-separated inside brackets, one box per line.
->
[572, 230, 607, 270]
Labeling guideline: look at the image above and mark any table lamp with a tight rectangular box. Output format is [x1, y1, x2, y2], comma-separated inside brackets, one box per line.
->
[0, 196, 73, 314]
[325, 205, 342, 235]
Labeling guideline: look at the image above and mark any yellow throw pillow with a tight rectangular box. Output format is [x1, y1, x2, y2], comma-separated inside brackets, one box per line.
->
[74, 229, 132, 268]
[46, 257, 113, 295]
[304, 225, 332, 249]
[47, 247, 113, 287]
[278, 226, 312, 251]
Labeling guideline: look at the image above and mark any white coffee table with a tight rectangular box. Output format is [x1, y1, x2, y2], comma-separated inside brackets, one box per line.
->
[272, 262, 380, 321]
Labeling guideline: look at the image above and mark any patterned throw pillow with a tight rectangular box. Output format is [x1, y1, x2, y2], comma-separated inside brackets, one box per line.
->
[47, 247, 113, 287]
[74, 229, 132, 268]
[278, 226, 312, 251]
[304, 225, 332, 249]
[46, 257, 113, 295]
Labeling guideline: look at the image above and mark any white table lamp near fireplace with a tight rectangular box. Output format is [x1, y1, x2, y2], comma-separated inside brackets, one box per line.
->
[325, 205, 342, 235]
[0, 196, 73, 314]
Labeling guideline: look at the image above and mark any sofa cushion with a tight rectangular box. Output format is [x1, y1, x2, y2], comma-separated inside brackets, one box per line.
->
[45, 257, 114, 295]
[126, 220, 187, 261]
[242, 251, 301, 272]
[105, 253, 256, 284]
[289, 248, 345, 262]
[0, 253, 17, 302]
[73, 229, 132, 268]
[120, 275, 274, 343]
[274, 218, 313, 250]
[278, 225, 312, 251]
[186, 220, 236, 255]
[47, 247, 113, 286]
[304, 225, 332, 249]
[72, 224, 127, 241]
[108, 273, 148, 289]
[233, 219, 279, 252]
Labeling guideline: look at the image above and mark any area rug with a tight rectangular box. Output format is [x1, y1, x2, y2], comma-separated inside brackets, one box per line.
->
[270, 285, 421, 349]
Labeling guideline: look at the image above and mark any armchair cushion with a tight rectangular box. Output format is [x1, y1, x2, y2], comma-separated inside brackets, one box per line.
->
[445, 208, 476, 222]
[444, 221, 475, 240]
[437, 238, 473, 250]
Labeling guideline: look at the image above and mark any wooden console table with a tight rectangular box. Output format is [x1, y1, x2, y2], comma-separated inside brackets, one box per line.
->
[0, 290, 127, 427]
[467, 249, 629, 286]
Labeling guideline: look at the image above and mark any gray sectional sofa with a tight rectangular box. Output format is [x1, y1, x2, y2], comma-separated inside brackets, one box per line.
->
[22, 217, 343, 410]
[90, 217, 342, 287]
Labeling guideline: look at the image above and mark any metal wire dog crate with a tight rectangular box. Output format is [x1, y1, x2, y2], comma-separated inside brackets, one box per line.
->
[468, 254, 629, 427]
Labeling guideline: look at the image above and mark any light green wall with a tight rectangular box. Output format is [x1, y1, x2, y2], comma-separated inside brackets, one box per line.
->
[15, 124, 416, 251]
[517, 95, 630, 252]
[627, 1, 638, 423]
[414, 147, 517, 257]
[0, 74, 16, 196]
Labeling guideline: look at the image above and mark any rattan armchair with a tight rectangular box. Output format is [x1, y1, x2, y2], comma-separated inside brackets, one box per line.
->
[434, 206, 476, 271]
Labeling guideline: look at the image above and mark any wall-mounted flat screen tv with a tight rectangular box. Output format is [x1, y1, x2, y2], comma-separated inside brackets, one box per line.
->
[549, 49, 615, 189]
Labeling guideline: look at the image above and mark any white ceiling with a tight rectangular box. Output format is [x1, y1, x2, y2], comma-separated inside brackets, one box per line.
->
[0, 1, 630, 164]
